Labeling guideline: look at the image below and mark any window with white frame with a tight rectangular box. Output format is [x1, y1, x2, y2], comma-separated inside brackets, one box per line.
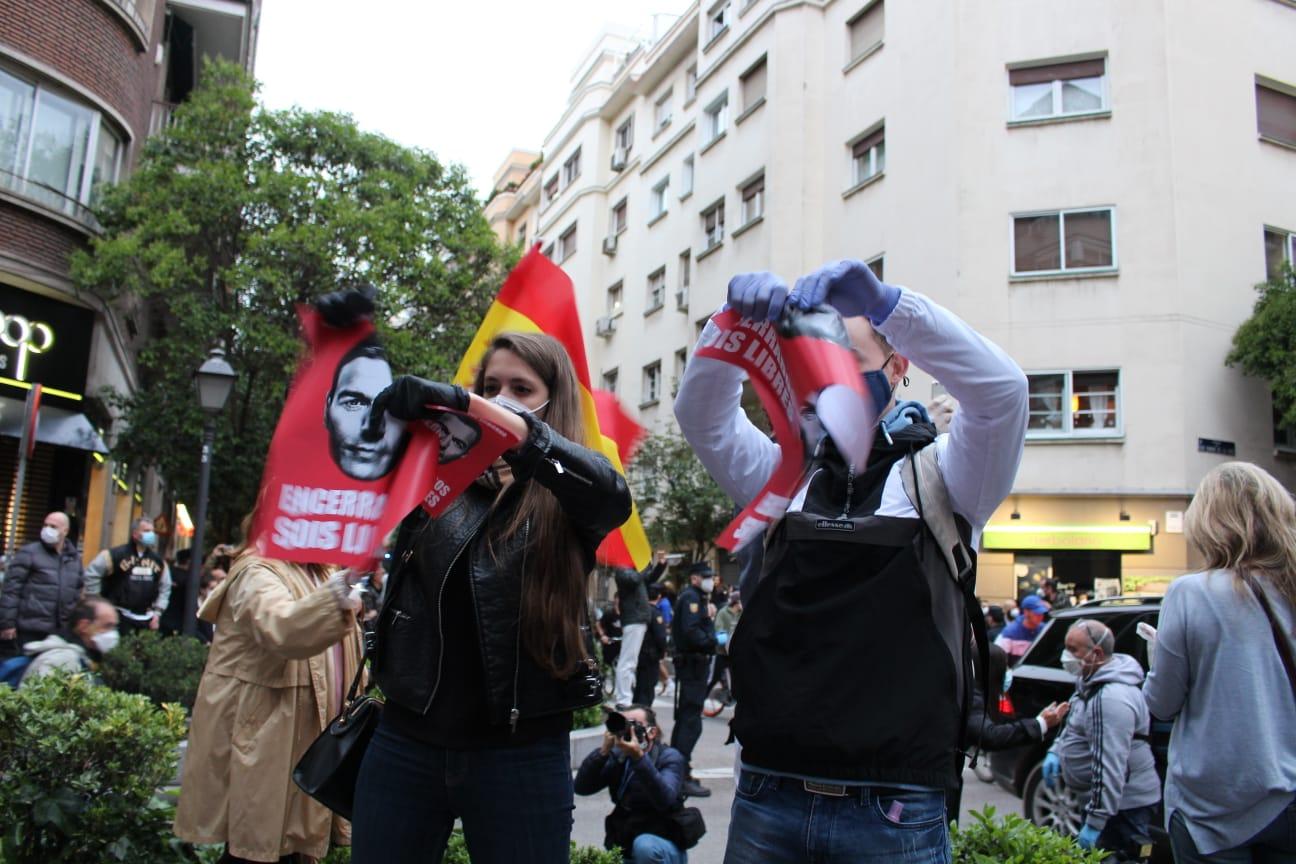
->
[647, 267, 667, 312]
[673, 347, 688, 392]
[708, 1, 730, 41]
[642, 361, 662, 406]
[516, 224, 527, 247]
[702, 199, 725, 249]
[1009, 57, 1107, 122]
[740, 173, 764, 226]
[1265, 226, 1295, 282]
[1012, 207, 1115, 275]
[866, 255, 884, 280]
[1027, 370, 1121, 437]
[741, 56, 768, 114]
[615, 116, 634, 159]
[704, 93, 729, 145]
[543, 174, 559, 206]
[562, 148, 581, 187]
[610, 198, 627, 236]
[650, 177, 669, 220]
[542, 242, 555, 259]
[558, 222, 577, 261]
[681, 155, 695, 197]
[0, 66, 125, 220]
[685, 65, 698, 103]
[847, 1, 884, 64]
[602, 368, 619, 395]
[1256, 78, 1296, 148]
[851, 126, 885, 185]
[607, 281, 624, 317]
[679, 250, 691, 290]
[654, 88, 673, 132]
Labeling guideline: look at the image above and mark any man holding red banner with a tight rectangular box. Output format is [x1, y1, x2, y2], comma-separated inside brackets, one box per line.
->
[675, 260, 1028, 864]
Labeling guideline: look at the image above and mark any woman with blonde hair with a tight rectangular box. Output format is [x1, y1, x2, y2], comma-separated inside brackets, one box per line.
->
[174, 536, 365, 863]
[1143, 461, 1296, 863]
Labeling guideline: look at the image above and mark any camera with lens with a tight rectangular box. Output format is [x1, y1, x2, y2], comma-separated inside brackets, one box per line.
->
[604, 710, 647, 743]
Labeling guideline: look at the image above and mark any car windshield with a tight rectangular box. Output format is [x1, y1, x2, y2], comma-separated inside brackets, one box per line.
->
[1018, 608, 1159, 670]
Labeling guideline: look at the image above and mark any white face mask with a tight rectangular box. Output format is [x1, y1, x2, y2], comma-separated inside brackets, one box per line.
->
[700, 577, 715, 593]
[489, 394, 549, 417]
[1060, 649, 1084, 677]
[91, 629, 120, 655]
[40, 525, 62, 546]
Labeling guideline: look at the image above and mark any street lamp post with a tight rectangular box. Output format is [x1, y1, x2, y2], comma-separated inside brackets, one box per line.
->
[184, 347, 237, 638]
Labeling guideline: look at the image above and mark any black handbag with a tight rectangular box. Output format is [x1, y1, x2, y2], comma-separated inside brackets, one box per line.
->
[292, 646, 382, 820]
[605, 803, 707, 851]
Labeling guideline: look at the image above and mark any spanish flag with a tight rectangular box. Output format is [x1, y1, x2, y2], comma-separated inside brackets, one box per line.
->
[454, 246, 652, 570]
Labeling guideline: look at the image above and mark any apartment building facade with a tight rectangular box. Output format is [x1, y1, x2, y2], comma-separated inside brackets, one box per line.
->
[487, 0, 1296, 600]
[0, 0, 259, 558]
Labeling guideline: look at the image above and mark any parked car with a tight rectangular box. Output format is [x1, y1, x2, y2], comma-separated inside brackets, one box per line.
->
[988, 596, 1172, 860]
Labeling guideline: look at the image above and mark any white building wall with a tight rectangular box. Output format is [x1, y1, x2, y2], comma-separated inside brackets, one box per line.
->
[504, 0, 1296, 497]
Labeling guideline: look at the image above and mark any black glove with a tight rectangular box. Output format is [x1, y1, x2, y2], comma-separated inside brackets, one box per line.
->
[364, 376, 471, 438]
[315, 282, 377, 328]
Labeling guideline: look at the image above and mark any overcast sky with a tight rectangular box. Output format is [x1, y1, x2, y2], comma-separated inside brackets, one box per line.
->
[256, 0, 689, 197]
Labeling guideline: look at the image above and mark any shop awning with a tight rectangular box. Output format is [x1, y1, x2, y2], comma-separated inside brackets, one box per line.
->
[0, 396, 108, 454]
[982, 523, 1153, 552]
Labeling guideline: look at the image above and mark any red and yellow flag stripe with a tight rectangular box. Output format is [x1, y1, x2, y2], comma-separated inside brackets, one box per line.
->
[454, 246, 651, 570]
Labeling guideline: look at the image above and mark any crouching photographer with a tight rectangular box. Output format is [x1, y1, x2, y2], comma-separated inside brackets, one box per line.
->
[574, 705, 705, 863]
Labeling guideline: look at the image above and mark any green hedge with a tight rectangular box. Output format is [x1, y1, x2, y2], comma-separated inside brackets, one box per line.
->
[316, 831, 620, 863]
[99, 631, 209, 712]
[952, 807, 1108, 864]
[0, 672, 189, 863]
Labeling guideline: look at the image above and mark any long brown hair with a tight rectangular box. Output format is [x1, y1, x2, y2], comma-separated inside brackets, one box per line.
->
[1184, 461, 1296, 610]
[474, 332, 590, 678]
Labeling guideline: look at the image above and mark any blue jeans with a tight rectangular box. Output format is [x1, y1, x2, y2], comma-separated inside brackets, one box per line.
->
[723, 770, 950, 864]
[350, 719, 574, 864]
[629, 833, 688, 864]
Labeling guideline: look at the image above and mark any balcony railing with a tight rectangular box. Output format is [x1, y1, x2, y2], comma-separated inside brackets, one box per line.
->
[97, 0, 153, 48]
[0, 169, 101, 232]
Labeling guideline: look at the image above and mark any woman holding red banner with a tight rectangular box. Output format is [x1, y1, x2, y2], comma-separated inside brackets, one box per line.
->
[350, 331, 633, 864]
[174, 542, 365, 863]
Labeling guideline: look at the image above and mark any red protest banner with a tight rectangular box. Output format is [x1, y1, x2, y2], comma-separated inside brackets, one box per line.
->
[250, 309, 517, 568]
[695, 307, 873, 550]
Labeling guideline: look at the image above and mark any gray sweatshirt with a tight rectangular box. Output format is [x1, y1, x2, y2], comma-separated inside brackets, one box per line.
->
[1049, 653, 1161, 830]
[1143, 570, 1296, 855]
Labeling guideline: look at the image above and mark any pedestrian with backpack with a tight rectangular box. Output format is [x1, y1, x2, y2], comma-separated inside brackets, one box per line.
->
[674, 260, 1028, 863]
[1, 595, 119, 687]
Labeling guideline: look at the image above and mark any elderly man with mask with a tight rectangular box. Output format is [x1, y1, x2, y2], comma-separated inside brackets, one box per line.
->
[0, 511, 83, 653]
[1042, 619, 1161, 854]
[20, 595, 120, 682]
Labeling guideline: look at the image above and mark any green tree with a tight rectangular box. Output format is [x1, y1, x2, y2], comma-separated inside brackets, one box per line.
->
[628, 430, 733, 562]
[1227, 264, 1296, 430]
[72, 60, 515, 543]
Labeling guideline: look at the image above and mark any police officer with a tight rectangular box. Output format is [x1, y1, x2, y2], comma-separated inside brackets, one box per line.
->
[671, 561, 717, 798]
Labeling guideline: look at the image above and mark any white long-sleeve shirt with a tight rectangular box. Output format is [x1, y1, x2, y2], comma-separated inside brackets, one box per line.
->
[674, 287, 1029, 546]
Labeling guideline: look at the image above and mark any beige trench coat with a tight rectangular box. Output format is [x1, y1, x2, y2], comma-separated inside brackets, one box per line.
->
[174, 554, 362, 862]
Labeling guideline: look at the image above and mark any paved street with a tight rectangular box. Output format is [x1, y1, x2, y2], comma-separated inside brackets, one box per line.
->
[572, 687, 1021, 863]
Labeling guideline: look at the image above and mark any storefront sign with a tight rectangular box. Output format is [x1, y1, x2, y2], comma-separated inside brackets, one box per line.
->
[982, 524, 1153, 551]
[1197, 438, 1235, 456]
[0, 285, 94, 403]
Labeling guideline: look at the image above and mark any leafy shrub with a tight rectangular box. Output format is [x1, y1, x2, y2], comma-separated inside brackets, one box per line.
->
[100, 630, 209, 712]
[0, 672, 189, 863]
[952, 806, 1108, 864]
[573, 702, 604, 730]
[435, 829, 620, 863]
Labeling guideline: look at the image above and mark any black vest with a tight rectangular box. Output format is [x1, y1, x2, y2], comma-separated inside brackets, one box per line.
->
[104, 543, 165, 614]
[729, 423, 978, 792]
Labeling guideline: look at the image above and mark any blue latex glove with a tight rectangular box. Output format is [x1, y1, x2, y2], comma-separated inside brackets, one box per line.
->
[1076, 824, 1101, 849]
[716, 631, 729, 646]
[790, 259, 901, 325]
[727, 272, 789, 322]
[1041, 752, 1061, 790]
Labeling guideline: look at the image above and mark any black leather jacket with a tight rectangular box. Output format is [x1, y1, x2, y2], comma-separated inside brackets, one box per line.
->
[373, 413, 633, 729]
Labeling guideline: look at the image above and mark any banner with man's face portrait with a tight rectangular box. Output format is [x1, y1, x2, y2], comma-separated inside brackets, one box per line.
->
[250, 309, 517, 569]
